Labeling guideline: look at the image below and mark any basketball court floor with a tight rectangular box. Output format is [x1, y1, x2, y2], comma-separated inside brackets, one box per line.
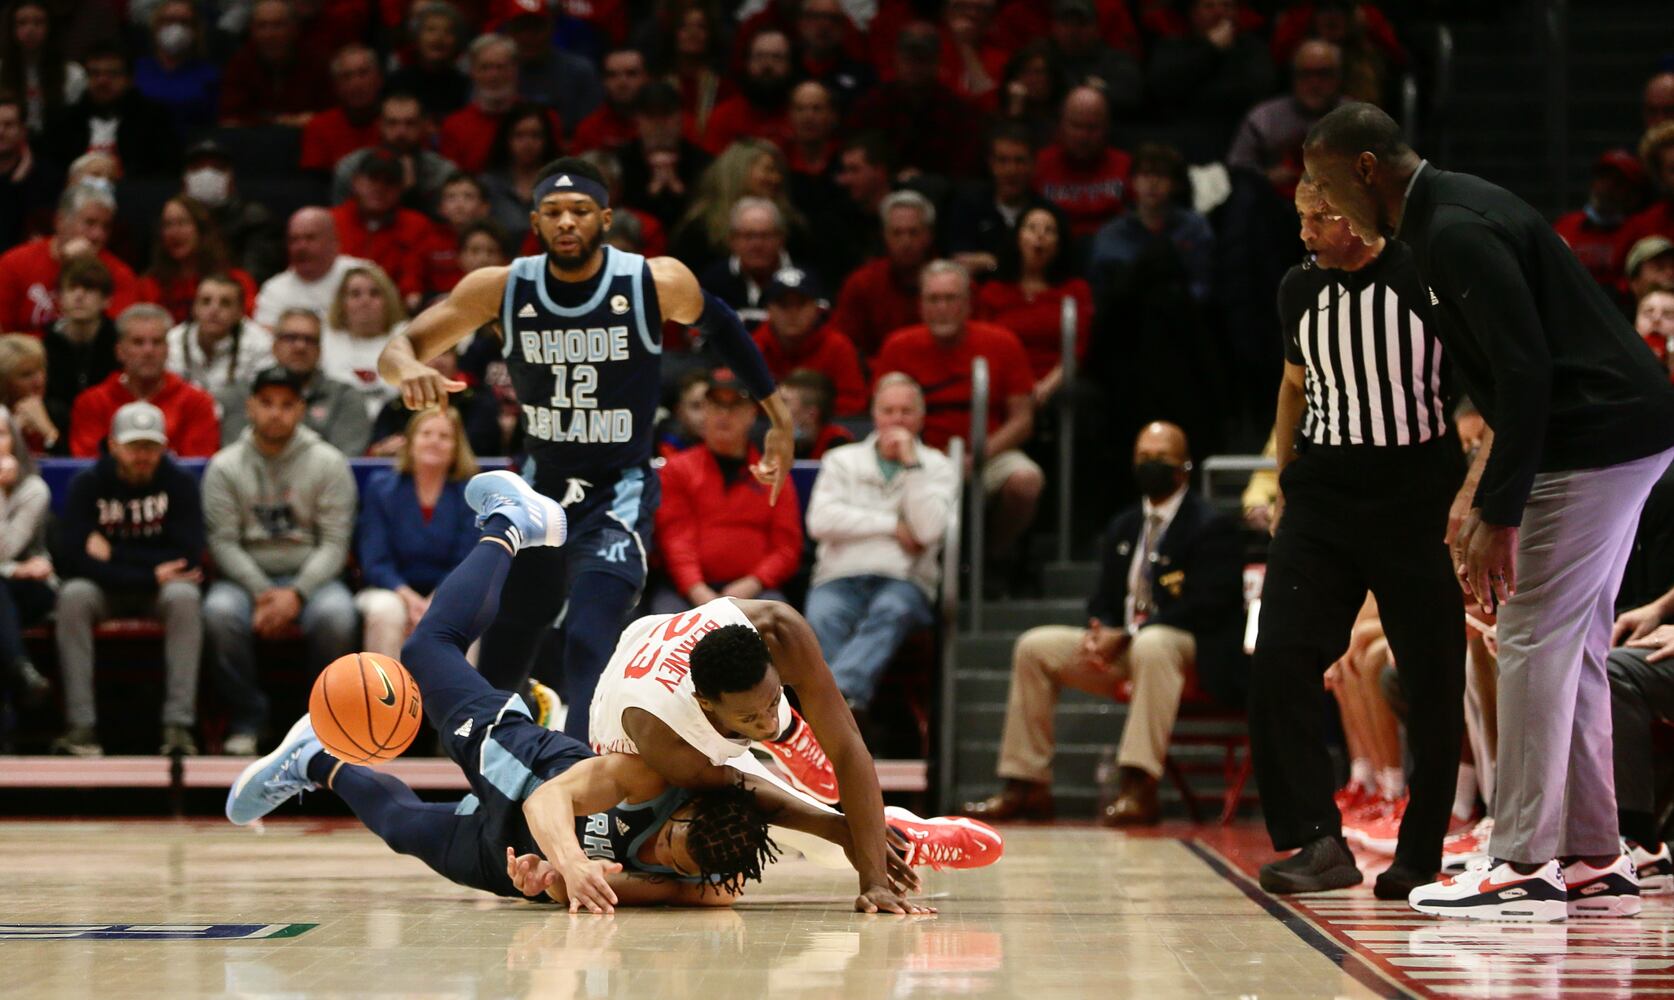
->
[3, 819, 1669, 999]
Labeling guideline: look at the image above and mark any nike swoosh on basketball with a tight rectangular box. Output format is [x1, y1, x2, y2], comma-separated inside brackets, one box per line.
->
[374, 665, 396, 706]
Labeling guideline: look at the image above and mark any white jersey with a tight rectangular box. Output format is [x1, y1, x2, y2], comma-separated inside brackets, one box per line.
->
[589, 597, 792, 764]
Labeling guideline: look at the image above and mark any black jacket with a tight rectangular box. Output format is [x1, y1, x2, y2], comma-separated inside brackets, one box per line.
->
[44, 89, 181, 178]
[1398, 163, 1674, 525]
[44, 318, 119, 444]
[1087, 490, 1247, 704]
[57, 454, 204, 591]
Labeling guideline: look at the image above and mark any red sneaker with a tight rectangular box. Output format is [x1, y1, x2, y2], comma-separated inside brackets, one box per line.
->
[885, 807, 1005, 870]
[1342, 795, 1406, 856]
[1333, 783, 1372, 815]
[757, 707, 840, 805]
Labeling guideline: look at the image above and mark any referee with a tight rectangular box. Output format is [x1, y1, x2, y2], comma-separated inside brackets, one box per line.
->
[1250, 177, 1465, 899]
[1303, 104, 1674, 921]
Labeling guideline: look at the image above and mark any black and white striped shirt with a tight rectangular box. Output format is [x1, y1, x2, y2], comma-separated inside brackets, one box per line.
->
[1279, 241, 1450, 447]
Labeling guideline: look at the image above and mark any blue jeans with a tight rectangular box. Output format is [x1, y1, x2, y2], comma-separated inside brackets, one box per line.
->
[805, 575, 934, 707]
[205, 578, 359, 735]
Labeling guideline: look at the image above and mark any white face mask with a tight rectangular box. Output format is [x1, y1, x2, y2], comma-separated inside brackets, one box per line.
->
[184, 167, 230, 206]
[156, 23, 193, 58]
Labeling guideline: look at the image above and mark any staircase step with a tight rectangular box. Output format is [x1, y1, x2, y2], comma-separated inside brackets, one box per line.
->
[967, 598, 1085, 633]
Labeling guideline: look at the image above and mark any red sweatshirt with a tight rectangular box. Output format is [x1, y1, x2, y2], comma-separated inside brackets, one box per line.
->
[974, 278, 1092, 379]
[331, 201, 440, 299]
[751, 320, 868, 416]
[300, 107, 381, 170]
[872, 321, 1035, 451]
[655, 445, 803, 593]
[0, 238, 138, 332]
[1034, 144, 1133, 240]
[69, 371, 221, 458]
[830, 257, 921, 362]
[440, 104, 562, 175]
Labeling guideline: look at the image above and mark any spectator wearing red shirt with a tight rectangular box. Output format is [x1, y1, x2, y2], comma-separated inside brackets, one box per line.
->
[1035, 86, 1133, 241]
[384, 1, 471, 119]
[1614, 123, 1674, 282]
[424, 174, 493, 296]
[847, 23, 984, 178]
[69, 304, 220, 458]
[441, 35, 558, 175]
[752, 267, 866, 417]
[651, 370, 803, 614]
[703, 30, 795, 155]
[299, 46, 384, 173]
[831, 190, 936, 362]
[331, 152, 439, 310]
[0, 184, 138, 333]
[136, 197, 258, 324]
[332, 94, 462, 209]
[782, 81, 840, 181]
[572, 48, 648, 152]
[873, 261, 1041, 569]
[976, 204, 1093, 405]
[935, 0, 1011, 111]
[217, 0, 334, 127]
[1553, 150, 1651, 294]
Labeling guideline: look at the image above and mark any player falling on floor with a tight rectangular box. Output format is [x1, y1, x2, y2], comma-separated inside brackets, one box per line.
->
[376, 155, 795, 744]
[226, 472, 987, 912]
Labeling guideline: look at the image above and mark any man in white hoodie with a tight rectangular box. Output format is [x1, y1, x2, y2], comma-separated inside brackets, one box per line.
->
[202, 366, 359, 754]
[802, 373, 957, 715]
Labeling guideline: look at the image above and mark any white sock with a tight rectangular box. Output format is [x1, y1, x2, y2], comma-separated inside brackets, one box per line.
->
[1350, 758, 1376, 792]
[1377, 766, 1406, 801]
[1453, 764, 1478, 821]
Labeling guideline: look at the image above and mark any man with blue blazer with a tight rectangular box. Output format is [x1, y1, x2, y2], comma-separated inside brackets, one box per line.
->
[962, 421, 1247, 825]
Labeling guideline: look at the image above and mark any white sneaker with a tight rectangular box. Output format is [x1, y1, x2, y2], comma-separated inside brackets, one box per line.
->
[1442, 817, 1494, 873]
[464, 471, 567, 549]
[1408, 857, 1567, 922]
[1629, 840, 1673, 895]
[1563, 854, 1641, 918]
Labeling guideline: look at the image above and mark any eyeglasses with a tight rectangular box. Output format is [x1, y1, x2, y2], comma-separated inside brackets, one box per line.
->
[275, 333, 321, 345]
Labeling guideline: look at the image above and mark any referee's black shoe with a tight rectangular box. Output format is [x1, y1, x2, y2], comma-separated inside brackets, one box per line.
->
[1373, 862, 1435, 900]
[1259, 835, 1363, 894]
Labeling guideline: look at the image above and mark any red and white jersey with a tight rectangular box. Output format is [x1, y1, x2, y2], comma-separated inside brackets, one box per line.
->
[589, 597, 792, 764]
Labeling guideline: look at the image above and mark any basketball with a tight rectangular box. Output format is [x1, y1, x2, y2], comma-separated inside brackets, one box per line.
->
[307, 653, 423, 765]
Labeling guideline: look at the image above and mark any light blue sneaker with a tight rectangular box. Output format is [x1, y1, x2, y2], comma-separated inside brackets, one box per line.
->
[464, 470, 568, 549]
[225, 715, 323, 826]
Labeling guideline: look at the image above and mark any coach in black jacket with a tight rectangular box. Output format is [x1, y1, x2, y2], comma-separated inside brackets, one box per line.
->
[1304, 103, 1674, 920]
[962, 421, 1245, 826]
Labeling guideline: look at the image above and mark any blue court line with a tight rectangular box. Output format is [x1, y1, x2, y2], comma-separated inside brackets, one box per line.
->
[1179, 839, 1419, 1000]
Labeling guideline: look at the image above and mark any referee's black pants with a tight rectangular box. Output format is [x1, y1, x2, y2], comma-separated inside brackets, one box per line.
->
[1250, 436, 1466, 873]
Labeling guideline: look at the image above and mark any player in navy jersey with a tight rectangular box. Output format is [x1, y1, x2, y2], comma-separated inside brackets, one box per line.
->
[378, 157, 794, 742]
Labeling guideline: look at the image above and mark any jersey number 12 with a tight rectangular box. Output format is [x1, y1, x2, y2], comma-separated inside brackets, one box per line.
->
[549, 364, 599, 408]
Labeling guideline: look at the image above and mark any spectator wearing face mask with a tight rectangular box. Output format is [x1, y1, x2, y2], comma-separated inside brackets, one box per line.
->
[133, 0, 220, 130]
[1553, 150, 1651, 293]
[179, 141, 284, 284]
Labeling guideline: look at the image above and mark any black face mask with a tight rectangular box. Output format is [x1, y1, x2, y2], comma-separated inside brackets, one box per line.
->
[1133, 460, 1180, 501]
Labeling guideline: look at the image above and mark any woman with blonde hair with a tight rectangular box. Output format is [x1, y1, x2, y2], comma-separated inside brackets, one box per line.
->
[355, 406, 479, 657]
[0, 333, 58, 454]
[324, 263, 408, 419]
[670, 139, 807, 272]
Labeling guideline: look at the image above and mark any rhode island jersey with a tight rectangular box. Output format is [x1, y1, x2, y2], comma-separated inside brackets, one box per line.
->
[500, 247, 664, 477]
[577, 787, 702, 882]
[589, 598, 793, 765]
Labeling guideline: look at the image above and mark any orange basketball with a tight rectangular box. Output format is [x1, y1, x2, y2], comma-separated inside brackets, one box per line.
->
[308, 652, 423, 765]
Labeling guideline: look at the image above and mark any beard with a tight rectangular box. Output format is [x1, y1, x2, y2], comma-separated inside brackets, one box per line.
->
[545, 226, 606, 271]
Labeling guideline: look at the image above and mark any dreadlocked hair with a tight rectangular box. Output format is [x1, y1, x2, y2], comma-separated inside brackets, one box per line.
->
[682, 783, 780, 896]
[689, 624, 771, 699]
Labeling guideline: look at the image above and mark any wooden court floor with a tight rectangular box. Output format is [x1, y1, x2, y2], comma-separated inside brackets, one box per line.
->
[1, 819, 1669, 999]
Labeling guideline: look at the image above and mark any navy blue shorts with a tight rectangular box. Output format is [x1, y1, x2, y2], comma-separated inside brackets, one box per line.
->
[438, 689, 595, 860]
[527, 461, 659, 588]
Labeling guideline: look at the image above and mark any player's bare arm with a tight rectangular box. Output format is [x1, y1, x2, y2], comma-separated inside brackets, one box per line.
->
[506, 849, 732, 907]
[648, 255, 796, 504]
[736, 599, 928, 915]
[621, 706, 739, 789]
[378, 265, 509, 409]
[520, 753, 666, 913]
[737, 773, 922, 897]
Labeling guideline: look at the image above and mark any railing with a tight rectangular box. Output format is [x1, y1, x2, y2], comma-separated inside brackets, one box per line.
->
[1198, 454, 1276, 507]
[966, 357, 990, 633]
[935, 436, 966, 813]
[1055, 297, 1077, 563]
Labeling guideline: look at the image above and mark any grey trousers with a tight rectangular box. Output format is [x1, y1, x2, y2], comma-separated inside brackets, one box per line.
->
[55, 578, 204, 728]
[1490, 446, 1674, 863]
[1607, 646, 1674, 837]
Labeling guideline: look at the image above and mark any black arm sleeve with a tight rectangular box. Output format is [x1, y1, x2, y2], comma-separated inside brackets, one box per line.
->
[1428, 223, 1552, 526]
[694, 290, 777, 400]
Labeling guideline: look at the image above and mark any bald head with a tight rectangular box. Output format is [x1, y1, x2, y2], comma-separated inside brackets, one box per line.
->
[1292, 40, 1343, 112]
[1060, 86, 1110, 162]
[287, 207, 339, 281]
[1134, 421, 1189, 465]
